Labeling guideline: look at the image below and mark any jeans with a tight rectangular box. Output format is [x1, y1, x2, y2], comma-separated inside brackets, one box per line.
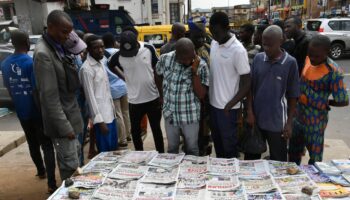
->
[210, 106, 238, 158]
[129, 98, 164, 153]
[164, 118, 199, 156]
[20, 118, 57, 188]
[52, 137, 80, 181]
[114, 95, 131, 144]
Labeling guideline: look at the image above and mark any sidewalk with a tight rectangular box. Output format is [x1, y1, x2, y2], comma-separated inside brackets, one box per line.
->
[0, 131, 26, 157]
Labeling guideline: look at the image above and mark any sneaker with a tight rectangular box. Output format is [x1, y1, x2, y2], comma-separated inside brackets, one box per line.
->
[118, 143, 128, 149]
[127, 136, 132, 142]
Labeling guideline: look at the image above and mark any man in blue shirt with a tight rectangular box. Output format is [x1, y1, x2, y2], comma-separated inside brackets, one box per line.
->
[247, 25, 300, 161]
[1, 30, 57, 193]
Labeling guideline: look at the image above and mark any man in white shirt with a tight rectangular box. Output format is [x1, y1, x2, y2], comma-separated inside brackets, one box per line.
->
[108, 31, 164, 153]
[79, 34, 118, 152]
[209, 12, 251, 158]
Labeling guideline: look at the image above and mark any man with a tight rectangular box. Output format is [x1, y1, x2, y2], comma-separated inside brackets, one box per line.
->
[189, 18, 212, 156]
[285, 16, 311, 75]
[289, 35, 349, 165]
[247, 25, 300, 161]
[160, 23, 186, 55]
[34, 10, 83, 181]
[253, 24, 269, 52]
[240, 23, 261, 66]
[1, 30, 57, 193]
[108, 31, 164, 153]
[209, 12, 251, 158]
[156, 38, 209, 156]
[102, 32, 130, 148]
[273, 20, 295, 55]
[79, 34, 118, 152]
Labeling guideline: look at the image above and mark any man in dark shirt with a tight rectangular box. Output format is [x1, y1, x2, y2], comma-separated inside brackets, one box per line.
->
[1, 30, 57, 193]
[160, 23, 186, 55]
[285, 16, 311, 75]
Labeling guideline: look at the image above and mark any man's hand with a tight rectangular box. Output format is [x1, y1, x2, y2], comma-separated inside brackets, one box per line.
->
[191, 55, 200, 73]
[246, 110, 255, 127]
[67, 132, 76, 140]
[99, 122, 109, 135]
[282, 121, 292, 140]
[224, 102, 233, 117]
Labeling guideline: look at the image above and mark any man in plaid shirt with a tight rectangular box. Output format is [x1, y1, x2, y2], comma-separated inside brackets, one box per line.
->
[156, 38, 210, 156]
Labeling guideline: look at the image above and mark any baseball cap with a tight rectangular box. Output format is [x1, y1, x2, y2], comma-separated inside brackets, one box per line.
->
[64, 31, 87, 55]
[120, 30, 139, 57]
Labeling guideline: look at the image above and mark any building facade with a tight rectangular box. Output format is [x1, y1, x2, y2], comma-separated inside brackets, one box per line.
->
[212, 6, 235, 22]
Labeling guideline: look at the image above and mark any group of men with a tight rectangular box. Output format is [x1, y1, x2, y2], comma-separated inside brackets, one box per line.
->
[1, 9, 349, 194]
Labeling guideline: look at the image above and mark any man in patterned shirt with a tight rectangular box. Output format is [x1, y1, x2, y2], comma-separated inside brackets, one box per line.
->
[156, 38, 209, 156]
[289, 35, 349, 165]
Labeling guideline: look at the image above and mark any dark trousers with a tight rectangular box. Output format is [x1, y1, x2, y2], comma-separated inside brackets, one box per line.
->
[210, 106, 238, 158]
[244, 128, 287, 162]
[19, 118, 56, 188]
[129, 98, 164, 153]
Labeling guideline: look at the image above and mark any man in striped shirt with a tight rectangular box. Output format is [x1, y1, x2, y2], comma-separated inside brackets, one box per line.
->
[156, 38, 209, 156]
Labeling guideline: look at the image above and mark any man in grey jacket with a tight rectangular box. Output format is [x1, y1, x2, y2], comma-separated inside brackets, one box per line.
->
[33, 10, 83, 181]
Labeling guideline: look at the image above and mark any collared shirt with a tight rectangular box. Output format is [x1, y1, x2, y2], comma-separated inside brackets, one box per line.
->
[297, 57, 349, 129]
[251, 51, 300, 132]
[209, 34, 251, 109]
[156, 51, 209, 125]
[45, 34, 65, 57]
[1, 53, 40, 120]
[79, 54, 115, 124]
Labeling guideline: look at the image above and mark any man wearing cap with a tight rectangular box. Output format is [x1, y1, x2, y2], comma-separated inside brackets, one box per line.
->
[79, 34, 118, 152]
[34, 10, 83, 181]
[64, 30, 88, 166]
[108, 30, 165, 153]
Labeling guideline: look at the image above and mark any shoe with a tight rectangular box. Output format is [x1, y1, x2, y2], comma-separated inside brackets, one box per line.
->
[36, 172, 46, 179]
[118, 143, 128, 149]
[47, 186, 58, 194]
[127, 136, 132, 142]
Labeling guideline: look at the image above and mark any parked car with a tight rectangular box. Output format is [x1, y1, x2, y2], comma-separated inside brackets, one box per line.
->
[306, 18, 350, 59]
[0, 49, 14, 107]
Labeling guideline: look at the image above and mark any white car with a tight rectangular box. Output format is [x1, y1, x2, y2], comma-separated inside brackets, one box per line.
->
[306, 18, 350, 59]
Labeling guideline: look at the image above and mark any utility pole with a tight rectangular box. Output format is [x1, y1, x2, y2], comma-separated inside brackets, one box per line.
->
[268, 0, 271, 20]
[187, 0, 191, 21]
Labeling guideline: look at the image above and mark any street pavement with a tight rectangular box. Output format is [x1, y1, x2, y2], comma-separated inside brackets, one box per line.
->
[0, 58, 350, 199]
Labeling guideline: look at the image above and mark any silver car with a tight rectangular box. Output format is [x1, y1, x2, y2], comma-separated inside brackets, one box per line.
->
[306, 18, 350, 59]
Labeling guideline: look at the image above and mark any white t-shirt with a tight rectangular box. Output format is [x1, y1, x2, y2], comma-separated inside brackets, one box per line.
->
[117, 42, 159, 104]
[209, 35, 250, 109]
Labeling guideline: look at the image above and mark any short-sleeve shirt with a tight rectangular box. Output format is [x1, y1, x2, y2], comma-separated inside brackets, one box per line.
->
[297, 57, 349, 130]
[1, 53, 40, 120]
[209, 35, 251, 109]
[156, 51, 209, 125]
[252, 51, 300, 132]
[108, 42, 159, 104]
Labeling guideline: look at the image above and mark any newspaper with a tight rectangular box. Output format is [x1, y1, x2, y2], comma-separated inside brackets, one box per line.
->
[70, 172, 105, 189]
[315, 162, 341, 175]
[268, 161, 304, 177]
[283, 194, 322, 200]
[141, 166, 179, 184]
[343, 174, 350, 183]
[177, 174, 208, 189]
[92, 178, 138, 200]
[82, 161, 119, 175]
[179, 164, 207, 177]
[119, 151, 158, 164]
[207, 158, 239, 175]
[239, 160, 269, 177]
[240, 175, 278, 194]
[247, 191, 284, 200]
[274, 175, 318, 194]
[182, 155, 208, 165]
[108, 163, 149, 180]
[206, 175, 240, 191]
[318, 183, 350, 198]
[148, 153, 185, 168]
[299, 165, 330, 183]
[133, 183, 176, 200]
[175, 189, 205, 200]
[49, 186, 94, 200]
[327, 174, 350, 187]
[331, 159, 350, 173]
[204, 185, 247, 200]
[91, 150, 129, 162]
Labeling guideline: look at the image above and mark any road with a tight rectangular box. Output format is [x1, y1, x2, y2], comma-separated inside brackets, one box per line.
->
[0, 58, 350, 200]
